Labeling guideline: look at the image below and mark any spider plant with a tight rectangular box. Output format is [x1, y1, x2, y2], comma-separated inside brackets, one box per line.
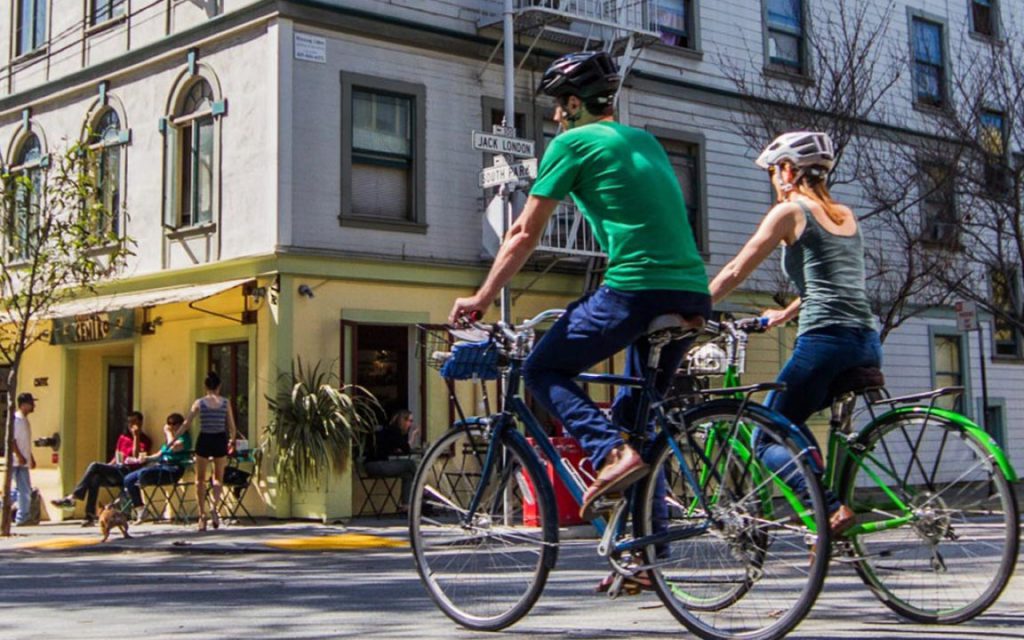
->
[264, 358, 380, 492]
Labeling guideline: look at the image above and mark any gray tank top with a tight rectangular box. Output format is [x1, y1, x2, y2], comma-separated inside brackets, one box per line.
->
[782, 200, 877, 336]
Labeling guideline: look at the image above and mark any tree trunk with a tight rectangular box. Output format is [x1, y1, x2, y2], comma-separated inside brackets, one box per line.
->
[1, 366, 18, 537]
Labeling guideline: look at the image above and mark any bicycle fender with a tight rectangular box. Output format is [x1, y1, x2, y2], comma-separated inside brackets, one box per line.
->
[870, 406, 1018, 482]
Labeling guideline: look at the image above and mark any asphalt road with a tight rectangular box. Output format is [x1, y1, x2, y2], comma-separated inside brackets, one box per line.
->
[1, 540, 1021, 639]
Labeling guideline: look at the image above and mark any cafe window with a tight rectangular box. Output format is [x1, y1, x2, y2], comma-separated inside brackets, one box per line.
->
[340, 73, 426, 230]
[764, 0, 805, 73]
[208, 341, 250, 437]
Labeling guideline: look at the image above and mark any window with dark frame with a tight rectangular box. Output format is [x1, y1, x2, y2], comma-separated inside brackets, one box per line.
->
[912, 17, 945, 107]
[971, 0, 996, 38]
[980, 109, 1010, 195]
[765, 0, 804, 72]
[656, 0, 695, 50]
[89, 109, 124, 237]
[0, 364, 9, 455]
[15, 0, 46, 56]
[991, 269, 1022, 358]
[208, 342, 250, 438]
[919, 161, 958, 246]
[177, 80, 215, 228]
[90, 0, 127, 26]
[8, 134, 43, 260]
[659, 137, 705, 253]
[932, 334, 964, 412]
[351, 89, 414, 221]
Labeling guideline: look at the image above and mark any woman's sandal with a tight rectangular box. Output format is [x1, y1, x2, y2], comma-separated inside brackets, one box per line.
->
[197, 515, 207, 532]
[211, 512, 220, 530]
[595, 571, 654, 595]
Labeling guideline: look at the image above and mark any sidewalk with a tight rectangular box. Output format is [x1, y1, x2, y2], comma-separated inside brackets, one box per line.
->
[0, 516, 412, 555]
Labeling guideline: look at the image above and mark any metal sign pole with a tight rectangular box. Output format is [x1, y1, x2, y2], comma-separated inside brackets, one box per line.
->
[978, 325, 989, 434]
[500, 0, 515, 328]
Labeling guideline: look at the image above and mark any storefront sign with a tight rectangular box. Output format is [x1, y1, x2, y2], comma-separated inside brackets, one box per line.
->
[51, 309, 135, 345]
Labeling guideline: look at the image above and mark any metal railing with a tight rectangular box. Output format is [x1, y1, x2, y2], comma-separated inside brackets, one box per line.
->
[535, 202, 604, 257]
[479, 0, 660, 40]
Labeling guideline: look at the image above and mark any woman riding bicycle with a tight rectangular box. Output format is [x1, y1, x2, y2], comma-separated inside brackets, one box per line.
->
[708, 131, 881, 534]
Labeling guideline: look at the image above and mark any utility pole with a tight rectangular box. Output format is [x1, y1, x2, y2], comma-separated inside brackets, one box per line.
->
[499, 0, 515, 326]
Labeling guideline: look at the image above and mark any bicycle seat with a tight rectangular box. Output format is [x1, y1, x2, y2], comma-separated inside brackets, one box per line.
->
[646, 314, 705, 337]
[829, 367, 885, 398]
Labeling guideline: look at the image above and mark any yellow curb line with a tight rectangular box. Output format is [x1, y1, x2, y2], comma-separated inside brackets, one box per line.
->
[17, 537, 104, 550]
[264, 533, 407, 551]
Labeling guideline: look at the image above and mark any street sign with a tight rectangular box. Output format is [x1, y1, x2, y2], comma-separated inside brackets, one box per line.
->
[955, 300, 978, 332]
[479, 158, 538, 188]
[472, 131, 535, 158]
[491, 124, 516, 136]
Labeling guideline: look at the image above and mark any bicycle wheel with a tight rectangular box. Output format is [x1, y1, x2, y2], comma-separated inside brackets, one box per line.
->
[409, 423, 559, 631]
[839, 411, 1019, 623]
[640, 400, 830, 640]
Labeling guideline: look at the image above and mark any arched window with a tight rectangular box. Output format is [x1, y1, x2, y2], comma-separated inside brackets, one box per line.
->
[89, 108, 126, 236]
[168, 79, 215, 228]
[8, 133, 44, 259]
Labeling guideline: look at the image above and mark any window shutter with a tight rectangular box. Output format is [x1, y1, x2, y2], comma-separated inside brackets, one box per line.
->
[162, 122, 179, 228]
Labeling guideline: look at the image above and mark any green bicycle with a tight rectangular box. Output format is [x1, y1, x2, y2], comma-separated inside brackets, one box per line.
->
[675, 317, 1019, 624]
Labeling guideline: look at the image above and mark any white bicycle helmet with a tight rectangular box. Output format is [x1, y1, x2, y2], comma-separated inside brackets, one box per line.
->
[755, 131, 835, 171]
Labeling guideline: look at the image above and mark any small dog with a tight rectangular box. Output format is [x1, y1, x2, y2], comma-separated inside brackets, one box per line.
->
[98, 504, 131, 542]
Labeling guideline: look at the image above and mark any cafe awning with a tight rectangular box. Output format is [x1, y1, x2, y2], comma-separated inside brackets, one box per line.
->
[42, 278, 253, 318]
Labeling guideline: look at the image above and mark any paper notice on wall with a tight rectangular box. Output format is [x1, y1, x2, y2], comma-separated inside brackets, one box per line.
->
[294, 32, 326, 64]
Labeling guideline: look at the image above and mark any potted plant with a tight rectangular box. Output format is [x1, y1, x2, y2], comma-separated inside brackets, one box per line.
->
[264, 358, 380, 518]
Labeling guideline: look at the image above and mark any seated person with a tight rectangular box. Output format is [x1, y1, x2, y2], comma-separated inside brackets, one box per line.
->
[124, 413, 193, 523]
[364, 410, 419, 513]
[50, 411, 151, 525]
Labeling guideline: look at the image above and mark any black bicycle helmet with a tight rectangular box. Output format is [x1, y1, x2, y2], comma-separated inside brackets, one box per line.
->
[537, 51, 620, 100]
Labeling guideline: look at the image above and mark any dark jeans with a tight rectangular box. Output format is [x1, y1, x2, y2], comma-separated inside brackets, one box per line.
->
[522, 285, 711, 468]
[760, 325, 883, 513]
[71, 462, 127, 517]
[124, 465, 185, 508]
[364, 458, 418, 505]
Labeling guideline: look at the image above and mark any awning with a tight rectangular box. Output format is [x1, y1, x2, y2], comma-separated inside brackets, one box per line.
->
[43, 278, 253, 318]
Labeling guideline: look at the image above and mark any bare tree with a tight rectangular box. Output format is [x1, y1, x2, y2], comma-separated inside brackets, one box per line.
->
[723, 1, 957, 339]
[915, 28, 1024, 349]
[0, 139, 131, 536]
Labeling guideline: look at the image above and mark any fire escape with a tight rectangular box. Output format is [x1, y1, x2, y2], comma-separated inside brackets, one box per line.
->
[477, 1, 662, 291]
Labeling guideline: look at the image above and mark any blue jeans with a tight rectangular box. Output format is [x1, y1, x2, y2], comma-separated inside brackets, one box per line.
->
[523, 285, 711, 468]
[760, 325, 883, 513]
[124, 465, 185, 508]
[13, 466, 31, 525]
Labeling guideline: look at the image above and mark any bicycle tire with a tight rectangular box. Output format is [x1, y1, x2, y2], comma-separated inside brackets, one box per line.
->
[409, 423, 559, 631]
[639, 400, 830, 640]
[838, 411, 1020, 623]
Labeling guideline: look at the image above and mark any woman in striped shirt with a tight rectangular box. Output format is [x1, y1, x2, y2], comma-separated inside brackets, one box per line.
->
[175, 371, 238, 531]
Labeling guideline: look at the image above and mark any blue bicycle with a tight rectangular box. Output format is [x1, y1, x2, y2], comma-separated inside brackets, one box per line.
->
[409, 311, 831, 640]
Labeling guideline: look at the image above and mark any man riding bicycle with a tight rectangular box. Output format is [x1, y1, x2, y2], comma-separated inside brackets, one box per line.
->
[448, 51, 711, 521]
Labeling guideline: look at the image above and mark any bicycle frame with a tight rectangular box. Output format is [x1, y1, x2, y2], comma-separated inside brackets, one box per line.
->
[457, 344, 716, 556]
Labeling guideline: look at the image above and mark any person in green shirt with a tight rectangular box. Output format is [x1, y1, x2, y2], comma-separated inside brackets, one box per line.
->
[124, 412, 193, 523]
[449, 51, 710, 523]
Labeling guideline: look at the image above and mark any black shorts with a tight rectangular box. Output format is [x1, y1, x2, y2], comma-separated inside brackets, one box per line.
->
[195, 432, 229, 459]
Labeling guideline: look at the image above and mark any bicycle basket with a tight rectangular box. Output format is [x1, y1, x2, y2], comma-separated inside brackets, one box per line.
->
[686, 341, 731, 375]
[419, 325, 500, 380]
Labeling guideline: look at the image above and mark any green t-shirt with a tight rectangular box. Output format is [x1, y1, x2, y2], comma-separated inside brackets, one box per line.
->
[159, 431, 193, 467]
[530, 121, 708, 293]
